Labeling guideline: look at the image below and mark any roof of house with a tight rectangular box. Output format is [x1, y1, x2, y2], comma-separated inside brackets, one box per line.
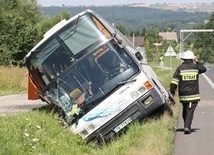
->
[159, 32, 178, 42]
[126, 36, 145, 47]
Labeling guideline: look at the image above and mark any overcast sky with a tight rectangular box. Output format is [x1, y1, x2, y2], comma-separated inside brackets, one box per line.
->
[37, 0, 214, 6]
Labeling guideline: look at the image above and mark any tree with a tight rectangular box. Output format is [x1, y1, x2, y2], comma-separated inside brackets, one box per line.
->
[0, 0, 42, 66]
[141, 27, 146, 37]
[0, 0, 71, 66]
[194, 12, 214, 63]
[144, 38, 153, 62]
[37, 10, 71, 39]
[116, 25, 128, 35]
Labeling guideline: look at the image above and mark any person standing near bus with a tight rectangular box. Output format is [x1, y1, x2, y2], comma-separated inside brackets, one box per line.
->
[170, 50, 206, 134]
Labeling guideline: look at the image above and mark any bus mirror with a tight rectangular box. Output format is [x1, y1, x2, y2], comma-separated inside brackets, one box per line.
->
[135, 52, 143, 61]
[117, 38, 122, 45]
[113, 31, 123, 45]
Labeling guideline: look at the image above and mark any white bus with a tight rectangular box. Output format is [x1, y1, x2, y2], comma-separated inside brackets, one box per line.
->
[25, 9, 173, 144]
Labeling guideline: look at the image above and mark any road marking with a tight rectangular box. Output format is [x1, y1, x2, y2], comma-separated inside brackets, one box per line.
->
[202, 73, 214, 90]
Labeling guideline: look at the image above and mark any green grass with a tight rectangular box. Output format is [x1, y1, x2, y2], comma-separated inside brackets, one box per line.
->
[149, 57, 180, 88]
[148, 57, 181, 70]
[0, 66, 180, 155]
[0, 66, 28, 95]
[0, 111, 178, 155]
[0, 111, 91, 155]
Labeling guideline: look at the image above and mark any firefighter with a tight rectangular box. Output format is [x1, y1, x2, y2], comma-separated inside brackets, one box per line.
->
[170, 50, 206, 134]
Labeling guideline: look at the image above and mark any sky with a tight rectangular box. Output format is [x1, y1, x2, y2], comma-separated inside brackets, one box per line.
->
[37, 0, 214, 7]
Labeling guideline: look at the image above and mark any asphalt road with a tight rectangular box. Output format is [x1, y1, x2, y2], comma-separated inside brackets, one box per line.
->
[0, 94, 45, 116]
[173, 66, 214, 155]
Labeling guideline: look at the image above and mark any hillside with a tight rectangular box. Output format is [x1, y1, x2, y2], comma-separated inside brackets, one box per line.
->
[132, 2, 214, 12]
[41, 6, 211, 31]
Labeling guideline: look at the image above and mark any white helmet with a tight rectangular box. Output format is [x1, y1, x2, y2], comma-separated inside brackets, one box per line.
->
[181, 50, 195, 60]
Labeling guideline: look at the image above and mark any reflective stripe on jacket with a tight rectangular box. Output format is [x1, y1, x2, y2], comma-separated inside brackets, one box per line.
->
[179, 94, 200, 102]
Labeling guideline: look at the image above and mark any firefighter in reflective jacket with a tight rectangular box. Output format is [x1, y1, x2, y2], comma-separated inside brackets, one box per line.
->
[170, 50, 206, 134]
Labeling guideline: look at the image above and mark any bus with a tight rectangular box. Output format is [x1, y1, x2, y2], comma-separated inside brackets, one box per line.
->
[24, 9, 173, 144]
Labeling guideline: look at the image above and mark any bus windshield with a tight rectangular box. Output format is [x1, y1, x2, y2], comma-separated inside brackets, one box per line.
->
[43, 41, 139, 122]
[26, 12, 139, 122]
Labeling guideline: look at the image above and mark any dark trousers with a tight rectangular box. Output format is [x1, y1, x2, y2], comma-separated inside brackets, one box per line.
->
[181, 102, 198, 129]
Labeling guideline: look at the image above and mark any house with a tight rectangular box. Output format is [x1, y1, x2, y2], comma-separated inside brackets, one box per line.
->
[159, 32, 178, 42]
[126, 36, 145, 47]
[126, 36, 145, 57]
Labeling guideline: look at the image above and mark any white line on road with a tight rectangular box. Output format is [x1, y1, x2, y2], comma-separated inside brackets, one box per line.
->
[202, 73, 214, 90]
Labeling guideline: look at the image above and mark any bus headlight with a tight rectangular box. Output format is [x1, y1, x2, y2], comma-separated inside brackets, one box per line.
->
[80, 124, 96, 138]
[130, 91, 139, 99]
[80, 129, 89, 138]
[138, 86, 146, 93]
[130, 85, 147, 100]
[87, 124, 95, 133]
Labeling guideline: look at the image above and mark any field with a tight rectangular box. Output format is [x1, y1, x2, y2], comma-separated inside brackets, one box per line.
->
[0, 66, 28, 95]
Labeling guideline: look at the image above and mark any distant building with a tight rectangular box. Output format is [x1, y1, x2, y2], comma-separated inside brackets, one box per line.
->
[159, 32, 178, 42]
[126, 36, 145, 47]
[126, 36, 145, 57]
